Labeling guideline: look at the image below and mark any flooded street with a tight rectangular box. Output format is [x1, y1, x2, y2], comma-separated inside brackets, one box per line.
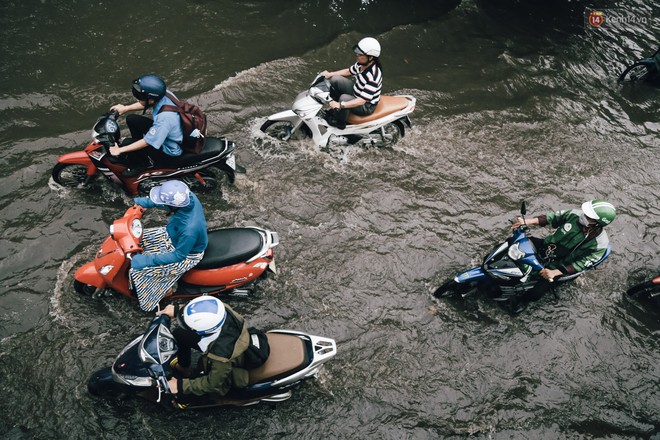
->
[1, 1, 659, 438]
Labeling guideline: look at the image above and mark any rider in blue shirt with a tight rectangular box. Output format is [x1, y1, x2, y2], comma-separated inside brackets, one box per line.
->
[143, 95, 183, 157]
[109, 74, 183, 176]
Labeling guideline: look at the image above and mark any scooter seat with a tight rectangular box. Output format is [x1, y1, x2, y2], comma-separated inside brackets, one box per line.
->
[194, 228, 263, 270]
[248, 333, 307, 384]
[346, 95, 410, 125]
[167, 137, 229, 168]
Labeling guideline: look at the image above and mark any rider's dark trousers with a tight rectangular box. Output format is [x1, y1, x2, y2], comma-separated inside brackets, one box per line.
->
[126, 114, 153, 140]
[329, 75, 376, 123]
[120, 114, 174, 168]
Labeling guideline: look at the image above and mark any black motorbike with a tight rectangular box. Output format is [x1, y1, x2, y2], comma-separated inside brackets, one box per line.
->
[627, 275, 660, 301]
[618, 46, 660, 83]
[87, 315, 337, 409]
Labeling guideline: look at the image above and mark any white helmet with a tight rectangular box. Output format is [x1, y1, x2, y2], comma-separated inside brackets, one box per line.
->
[581, 199, 616, 226]
[354, 37, 381, 57]
[182, 296, 227, 336]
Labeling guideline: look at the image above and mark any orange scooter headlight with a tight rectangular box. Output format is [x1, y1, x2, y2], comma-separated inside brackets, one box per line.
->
[130, 219, 143, 239]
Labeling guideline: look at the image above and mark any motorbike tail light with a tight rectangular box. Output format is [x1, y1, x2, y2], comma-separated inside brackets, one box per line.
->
[269, 231, 280, 248]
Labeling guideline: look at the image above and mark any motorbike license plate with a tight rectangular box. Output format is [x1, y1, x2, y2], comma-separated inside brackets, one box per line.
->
[226, 153, 236, 170]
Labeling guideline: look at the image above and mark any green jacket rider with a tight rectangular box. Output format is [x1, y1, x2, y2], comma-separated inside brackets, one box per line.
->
[511, 199, 616, 283]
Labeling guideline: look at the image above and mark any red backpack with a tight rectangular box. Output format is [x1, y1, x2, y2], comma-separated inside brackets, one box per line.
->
[158, 92, 207, 154]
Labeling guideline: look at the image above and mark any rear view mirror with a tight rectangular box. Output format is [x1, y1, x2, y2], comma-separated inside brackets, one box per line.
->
[520, 201, 527, 216]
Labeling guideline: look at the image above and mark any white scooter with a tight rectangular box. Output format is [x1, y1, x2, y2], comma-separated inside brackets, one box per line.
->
[261, 74, 416, 148]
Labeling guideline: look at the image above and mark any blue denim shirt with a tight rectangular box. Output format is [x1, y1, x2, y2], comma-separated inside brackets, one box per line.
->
[131, 193, 208, 270]
[144, 91, 183, 157]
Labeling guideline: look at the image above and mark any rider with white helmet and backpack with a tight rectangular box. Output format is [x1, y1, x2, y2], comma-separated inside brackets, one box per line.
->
[321, 37, 383, 129]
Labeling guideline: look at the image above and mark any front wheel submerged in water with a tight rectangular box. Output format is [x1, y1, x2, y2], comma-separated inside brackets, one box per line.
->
[74, 279, 98, 296]
[433, 279, 479, 298]
[88, 367, 136, 399]
[260, 120, 310, 141]
[52, 163, 92, 187]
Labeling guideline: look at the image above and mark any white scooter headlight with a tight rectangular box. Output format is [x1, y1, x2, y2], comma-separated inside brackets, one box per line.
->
[508, 242, 526, 260]
[130, 219, 143, 239]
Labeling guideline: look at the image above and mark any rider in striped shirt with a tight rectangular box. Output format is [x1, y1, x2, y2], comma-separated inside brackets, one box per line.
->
[321, 37, 383, 128]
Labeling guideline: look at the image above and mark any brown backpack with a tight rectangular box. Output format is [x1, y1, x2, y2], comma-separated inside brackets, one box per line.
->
[158, 92, 207, 154]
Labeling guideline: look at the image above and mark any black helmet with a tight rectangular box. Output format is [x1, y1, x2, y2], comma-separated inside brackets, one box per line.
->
[132, 74, 166, 102]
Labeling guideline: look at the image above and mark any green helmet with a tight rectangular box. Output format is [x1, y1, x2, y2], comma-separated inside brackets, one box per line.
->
[581, 199, 616, 226]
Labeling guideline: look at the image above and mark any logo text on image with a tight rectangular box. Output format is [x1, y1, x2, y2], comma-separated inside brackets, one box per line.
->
[584, 8, 650, 30]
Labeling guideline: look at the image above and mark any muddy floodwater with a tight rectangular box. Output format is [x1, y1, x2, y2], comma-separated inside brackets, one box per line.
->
[1, 1, 659, 439]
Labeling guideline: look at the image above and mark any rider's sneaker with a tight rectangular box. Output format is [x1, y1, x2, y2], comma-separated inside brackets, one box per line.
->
[324, 112, 346, 129]
[331, 119, 346, 130]
[172, 400, 189, 410]
[510, 300, 528, 315]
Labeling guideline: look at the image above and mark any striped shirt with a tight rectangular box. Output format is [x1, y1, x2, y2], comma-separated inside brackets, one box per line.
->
[349, 62, 382, 105]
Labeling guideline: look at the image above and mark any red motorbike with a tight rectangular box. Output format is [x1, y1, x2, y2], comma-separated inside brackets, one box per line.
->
[74, 205, 279, 303]
[52, 111, 243, 196]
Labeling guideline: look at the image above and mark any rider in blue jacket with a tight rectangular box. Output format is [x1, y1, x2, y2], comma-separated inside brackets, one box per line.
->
[129, 180, 208, 310]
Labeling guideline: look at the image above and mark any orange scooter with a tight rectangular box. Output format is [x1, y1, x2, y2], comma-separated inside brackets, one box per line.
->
[74, 205, 279, 302]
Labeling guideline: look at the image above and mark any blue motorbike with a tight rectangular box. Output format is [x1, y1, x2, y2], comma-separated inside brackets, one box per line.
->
[433, 202, 611, 308]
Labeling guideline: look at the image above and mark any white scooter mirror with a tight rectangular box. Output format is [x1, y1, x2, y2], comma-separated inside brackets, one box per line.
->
[311, 73, 326, 87]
